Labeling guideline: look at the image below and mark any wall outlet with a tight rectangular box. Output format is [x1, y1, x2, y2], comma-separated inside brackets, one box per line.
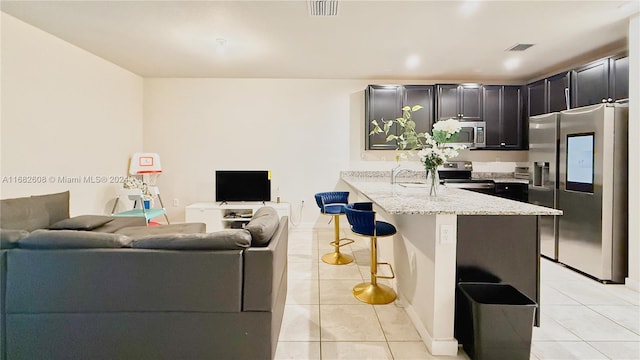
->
[440, 224, 455, 245]
[173, 198, 179, 207]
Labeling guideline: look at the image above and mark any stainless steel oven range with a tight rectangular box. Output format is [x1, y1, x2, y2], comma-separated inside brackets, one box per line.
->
[439, 161, 495, 195]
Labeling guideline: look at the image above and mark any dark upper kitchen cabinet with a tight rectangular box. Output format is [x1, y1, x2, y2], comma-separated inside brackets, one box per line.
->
[609, 54, 629, 101]
[365, 85, 403, 150]
[483, 85, 524, 149]
[483, 86, 501, 146]
[571, 58, 609, 108]
[404, 85, 435, 135]
[436, 84, 482, 121]
[547, 72, 570, 113]
[527, 80, 547, 117]
[571, 53, 628, 107]
[365, 85, 434, 150]
[527, 71, 569, 116]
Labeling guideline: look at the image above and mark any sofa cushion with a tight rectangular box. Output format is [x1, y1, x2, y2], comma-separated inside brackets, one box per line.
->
[19, 229, 132, 249]
[0, 196, 49, 231]
[91, 217, 147, 233]
[132, 229, 251, 250]
[0, 228, 30, 249]
[245, 207, 279, 246]
[31, 191, 70, 226]
[49, 215, 114, 231]
[115, 223, 206, 237]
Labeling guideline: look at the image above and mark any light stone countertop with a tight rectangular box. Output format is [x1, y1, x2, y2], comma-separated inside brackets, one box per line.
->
[489, 178, 530, 184]
[340, 171, 562, 216]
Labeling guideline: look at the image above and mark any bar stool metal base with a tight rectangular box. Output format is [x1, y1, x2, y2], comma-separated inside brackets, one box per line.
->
[321, 250, 354, 265]
[353, 282, 397, 305]
[321, 213, 354, 265]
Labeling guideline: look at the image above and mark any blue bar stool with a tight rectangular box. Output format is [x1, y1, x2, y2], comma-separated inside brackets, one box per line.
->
[345, 202, 397, 304]
[314, 192, 355, 265]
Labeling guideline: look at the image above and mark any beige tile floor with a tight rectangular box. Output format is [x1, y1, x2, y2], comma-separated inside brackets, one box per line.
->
[276, 228, 640, 360]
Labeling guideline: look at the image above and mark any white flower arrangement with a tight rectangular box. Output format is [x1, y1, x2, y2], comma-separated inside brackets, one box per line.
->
[369, 106, 465, 170]
[420, 118, 466, 170]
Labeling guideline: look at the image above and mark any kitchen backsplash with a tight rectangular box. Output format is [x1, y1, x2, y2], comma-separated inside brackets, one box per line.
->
[472, 161, 529, 174]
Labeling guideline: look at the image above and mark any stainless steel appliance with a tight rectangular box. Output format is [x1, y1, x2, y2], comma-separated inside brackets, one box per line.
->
[528, 103, 628, 282]
[440, 161, 496, 194]
[528, 112, 560, 260]
[445, 121, 486, 149]
[558, 103, 628, 283]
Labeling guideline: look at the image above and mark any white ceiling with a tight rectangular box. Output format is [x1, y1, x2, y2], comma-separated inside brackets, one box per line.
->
[2, 0, 638, 82]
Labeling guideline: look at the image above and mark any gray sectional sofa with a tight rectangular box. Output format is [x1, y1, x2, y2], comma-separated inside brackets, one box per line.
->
[0, 191, 288, 360]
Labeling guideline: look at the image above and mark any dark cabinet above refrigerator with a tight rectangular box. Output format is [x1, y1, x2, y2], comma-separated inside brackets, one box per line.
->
[527, 72, 570, 118]
[570, 53, 628, 108]
[527, 52, 628, 116]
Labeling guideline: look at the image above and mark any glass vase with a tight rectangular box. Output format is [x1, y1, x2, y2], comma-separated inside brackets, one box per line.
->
[426, 167, 439, 196]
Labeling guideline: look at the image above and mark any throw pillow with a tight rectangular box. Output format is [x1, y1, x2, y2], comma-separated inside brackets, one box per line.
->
[49, 215, 114, 231]
[0, 228, 30, 249]
[244, 206, 279, 246]
[31, 191, 70, 226]
[131, 229, 252, 250]
[19, 229, 132, 249]
[0, 196, 50, 231]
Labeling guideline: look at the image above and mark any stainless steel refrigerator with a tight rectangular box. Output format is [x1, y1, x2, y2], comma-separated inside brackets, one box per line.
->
[529, 103, 628, 282]
[529, 112, 560, 260]
[559, 103, 628, 283]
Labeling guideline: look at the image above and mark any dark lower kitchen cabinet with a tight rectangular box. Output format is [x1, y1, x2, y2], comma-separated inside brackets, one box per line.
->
[482, 85, 525, 149]
[365, 84, 434, 150]
[494, 183, 528, 202]
[436, 84, 482, 121]
[571, 53, 628, 107]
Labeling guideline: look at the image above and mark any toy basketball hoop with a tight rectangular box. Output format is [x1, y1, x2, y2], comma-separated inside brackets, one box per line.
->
[129, 153, 162, 185]
[129, 153, 162, 174]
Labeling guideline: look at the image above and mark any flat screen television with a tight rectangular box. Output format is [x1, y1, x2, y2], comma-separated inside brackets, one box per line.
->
[215, 170, 271, 202]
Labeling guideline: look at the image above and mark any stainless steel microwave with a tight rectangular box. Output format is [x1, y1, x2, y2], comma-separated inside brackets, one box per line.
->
[445, 121, 486, 149]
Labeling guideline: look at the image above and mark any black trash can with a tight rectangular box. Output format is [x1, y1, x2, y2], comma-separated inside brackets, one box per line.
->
[457, 282, 537, 360]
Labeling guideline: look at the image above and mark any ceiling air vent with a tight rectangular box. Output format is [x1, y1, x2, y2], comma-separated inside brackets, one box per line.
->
[506, 43, 535, 52]
[308, 0, 339, 16]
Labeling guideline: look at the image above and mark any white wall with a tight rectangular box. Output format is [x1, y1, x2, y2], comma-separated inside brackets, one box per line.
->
[627, 14, 639, 290]
[0, 13, 144, 215]
[143, 78, 526, 227]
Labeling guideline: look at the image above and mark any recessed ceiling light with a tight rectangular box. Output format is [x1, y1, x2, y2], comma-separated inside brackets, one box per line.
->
[215, 38, 227, 53]
[405, 55, 420, 69]
[460, 0, 480, 15]
[504, 58, 521, 70]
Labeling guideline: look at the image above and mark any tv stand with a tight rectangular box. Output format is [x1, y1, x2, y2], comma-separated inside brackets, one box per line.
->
[185, 202, 291, 232]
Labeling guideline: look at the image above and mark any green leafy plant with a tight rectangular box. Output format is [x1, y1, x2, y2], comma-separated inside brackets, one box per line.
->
[369, 105, 427, 150]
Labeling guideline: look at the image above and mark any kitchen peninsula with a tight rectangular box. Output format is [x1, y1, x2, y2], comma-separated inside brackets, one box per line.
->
[340, 171, 562, 356]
